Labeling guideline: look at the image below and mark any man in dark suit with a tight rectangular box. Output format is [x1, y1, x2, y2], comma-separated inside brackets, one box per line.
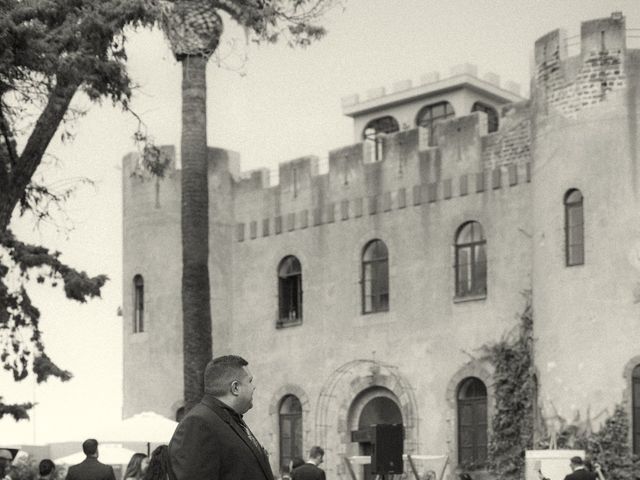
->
[169, 355, 274, 480]
[563, 457, 602, 480]
[292, 446, 325, 480]
[65, 439, 116, 480]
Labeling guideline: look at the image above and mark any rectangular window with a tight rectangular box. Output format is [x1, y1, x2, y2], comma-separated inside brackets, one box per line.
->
[456, 245, 487, 297]
[134, 283, 144, 333]
[363, 261, 389, 313]
[278, 276, 302, 325]
[566, 201, 584, 266]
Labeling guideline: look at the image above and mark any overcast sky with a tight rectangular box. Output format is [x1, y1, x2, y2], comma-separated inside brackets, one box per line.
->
[2, 0, 640, 447]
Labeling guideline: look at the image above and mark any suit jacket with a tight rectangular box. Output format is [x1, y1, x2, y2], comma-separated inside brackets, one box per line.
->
[65, 457, 116, 480]
[564, 468, 597, 480]
[291, 463, 326, 480]
[169, 394, 274, 480]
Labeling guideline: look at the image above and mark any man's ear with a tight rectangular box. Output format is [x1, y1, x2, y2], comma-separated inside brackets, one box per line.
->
[230, 380, 240, 396]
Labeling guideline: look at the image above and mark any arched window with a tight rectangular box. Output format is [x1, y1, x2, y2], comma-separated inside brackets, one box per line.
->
[416, 101, 455, 144]
[455, 222, 487, 298]
[278, 256, 302, 326]
[457, 377, 488, 467]
[362, 240, 389, 314]
[633, 365, 640, 454]
[471, 102, 499, 133]
[133, 274, 144, 333]
[362, 116, 399, 162]
[279, 395, 303, 472]
[565, 189, 584, 266]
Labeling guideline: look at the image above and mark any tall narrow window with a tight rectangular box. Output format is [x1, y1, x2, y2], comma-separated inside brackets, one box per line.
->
[278, 256, 302, 326]
[633, 365, 640, 454]
[455, 222, 487, 298]
[362, 116, 399, 162]
[457, 377, 488, 468]
[565, 189, 584, 266]
[362, 240, 389, 314]
[471, 102, 499, 133]
[279, 395, 303, 472]
[133, 274, 144, 333]
[416, 101, 455, 144]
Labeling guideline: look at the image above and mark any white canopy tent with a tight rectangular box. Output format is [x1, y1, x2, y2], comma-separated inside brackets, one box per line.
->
[100, 411, 178, 455]
[54, 443, 137, 466]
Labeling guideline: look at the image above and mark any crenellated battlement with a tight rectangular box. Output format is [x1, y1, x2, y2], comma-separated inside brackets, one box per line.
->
[234, 158, 531, 242]
[122, 15, 640, 244]
[341, 63, 523, 113]
[226, 104, 533, 241]
[532, 12, 637, 118]
[123, 99, 533, 237]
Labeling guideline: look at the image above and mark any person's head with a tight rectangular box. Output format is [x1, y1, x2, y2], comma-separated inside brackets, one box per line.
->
[142, 445, 171, 480]
[204, 355, 255, 414]
[124, 453, 148, 479]
[570, 456, 584, 471]
[289, 457, 304, 472]
[0, 449, 12, 475]
[308, 446, 324, 465]
[82, 439, 99, 457]
[39, 459, 56, 478]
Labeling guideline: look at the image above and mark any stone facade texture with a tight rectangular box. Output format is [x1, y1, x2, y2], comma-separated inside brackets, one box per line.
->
[122, 14, 640, 480]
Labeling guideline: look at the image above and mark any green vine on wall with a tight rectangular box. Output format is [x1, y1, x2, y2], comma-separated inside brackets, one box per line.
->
[481, 297, 536, 480]
[543, 405, 640, 480]
[481, 295, 640, 480]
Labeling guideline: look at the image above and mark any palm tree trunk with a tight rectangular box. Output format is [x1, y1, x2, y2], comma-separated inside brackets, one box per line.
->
[180, 54, 212, 411]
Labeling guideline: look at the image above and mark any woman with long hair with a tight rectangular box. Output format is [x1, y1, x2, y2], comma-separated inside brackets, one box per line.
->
[123, 453, 148, 480]
[143, 445, 172, 480]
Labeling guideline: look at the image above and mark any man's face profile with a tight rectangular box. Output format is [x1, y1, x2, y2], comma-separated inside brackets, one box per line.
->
[233, 366, 256, 414]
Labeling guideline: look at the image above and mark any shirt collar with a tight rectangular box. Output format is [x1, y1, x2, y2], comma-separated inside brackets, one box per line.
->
[204, 394, 243, 421]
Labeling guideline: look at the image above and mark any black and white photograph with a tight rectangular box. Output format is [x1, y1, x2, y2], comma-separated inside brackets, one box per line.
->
[1, 1, 640, 480]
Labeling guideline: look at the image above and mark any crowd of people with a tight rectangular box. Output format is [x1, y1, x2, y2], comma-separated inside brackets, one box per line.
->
[0, 354, 614, 480]
[0, 441, 174, 480]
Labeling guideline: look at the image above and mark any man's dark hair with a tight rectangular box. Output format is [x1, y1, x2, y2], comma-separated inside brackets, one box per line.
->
[203, 355, 248, 396]
[82, 439, 98, 456]
[309, 446, 324, 459]
[39, 459, 55, 476]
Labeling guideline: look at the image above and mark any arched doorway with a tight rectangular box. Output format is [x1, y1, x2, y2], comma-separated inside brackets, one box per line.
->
[352, 390, 403, 479]
[457, 377, 488, 468]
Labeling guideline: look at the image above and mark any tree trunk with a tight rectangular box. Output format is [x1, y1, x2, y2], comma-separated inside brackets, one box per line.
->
[0, 77, 79, 231]
[180, 55, 212, 411]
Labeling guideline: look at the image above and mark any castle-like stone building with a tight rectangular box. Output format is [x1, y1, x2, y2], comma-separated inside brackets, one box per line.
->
[122, 13, 640, 479]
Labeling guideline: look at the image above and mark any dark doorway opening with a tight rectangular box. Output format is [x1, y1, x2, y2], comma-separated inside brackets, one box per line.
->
[354, 395, 403, 479]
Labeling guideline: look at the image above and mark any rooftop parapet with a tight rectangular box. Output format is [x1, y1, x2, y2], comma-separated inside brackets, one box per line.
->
[532, 12, 632, 118]
[581, 13, 626, 59]
[229, 100, 531, 216]
[341, 65, 524, 118]
[236, 168, 271, 192]
[123, 145, 178, 179]
[278, 156, 320, 199]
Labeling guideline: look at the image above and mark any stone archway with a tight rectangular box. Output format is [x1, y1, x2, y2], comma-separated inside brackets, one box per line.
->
[315, 359, 418, 479]
[350, 388, 404, 480]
